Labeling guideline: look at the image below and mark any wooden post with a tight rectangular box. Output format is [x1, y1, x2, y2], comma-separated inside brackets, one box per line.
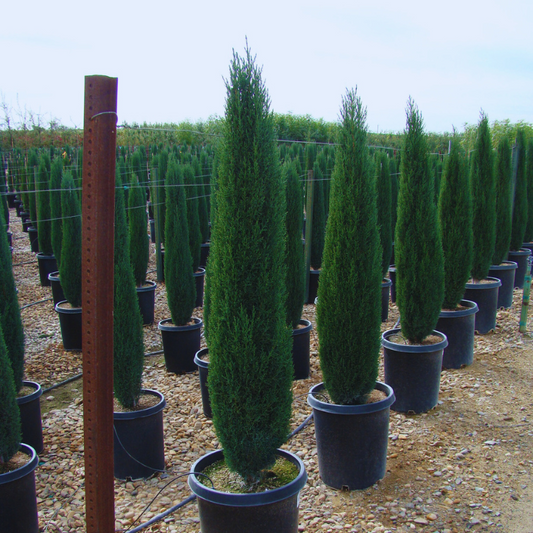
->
[81, 75, 117, 533]
[304, 169, 314, 303]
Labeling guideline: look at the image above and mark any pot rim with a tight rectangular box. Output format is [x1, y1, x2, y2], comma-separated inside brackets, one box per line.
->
[48, 270, 60, 281]
[489, 261, 518, 271]
[158, 317, 202, 331]
[193, 267, 206, 277]
[113, 389, 166, 420]
[439, 299, 479, 318]
[136, 280, 157, 292]
[292, 318, 312, 337]
[381, 278, 392, 287]
[508, 248, 532, 257]
[0, 443, 39, 485]
[308, 381, 395, 414]
[465, 276, 502, 290]
[381, 328, 448, 353]
[36, 252, 56, 260]
[194, 347, 209, 369]
[55, 300, 82, 314]
[16, 381, 43, 406]
[188, 448, 307, 507]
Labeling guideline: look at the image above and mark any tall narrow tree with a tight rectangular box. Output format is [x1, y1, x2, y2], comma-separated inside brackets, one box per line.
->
[376, 151, 392, 277]
[509, 129, 528, 251]
[524, 139, 533, 242]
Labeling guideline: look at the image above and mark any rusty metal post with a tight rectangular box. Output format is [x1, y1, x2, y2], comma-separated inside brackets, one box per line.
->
[82, 75, 117, 533]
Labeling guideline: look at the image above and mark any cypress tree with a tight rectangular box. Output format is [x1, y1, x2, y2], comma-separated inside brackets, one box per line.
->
[395, 99, 444, 343]
[193, 156, 210, 244]
[376, 151, 392, 277]
[165, 159, 196, 325]
[59, 171, 82, 308]
[509, 129, 528, 251]
[438, 137, 473, 309]
[284, 159, 305, 329]
[206, 47, 292, 481]
[310, 161, 326, 270]
[114, 173, 145, 409]
[128, 175, 149, 286]
[0, 177, 9, 230]
[524, 139, 533, 242]
[182, 164, 202, 272]
[50, 157, 63, 268]
[470, 113, 496, 281]
[37, 156, 53, 255]
[390, 156, 399, 239]
[492, 138, 513, 264]
[316, 88, 381, 405]
[0, 325, 21, 465]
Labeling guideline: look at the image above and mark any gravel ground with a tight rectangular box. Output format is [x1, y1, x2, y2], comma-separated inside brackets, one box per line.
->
[11, 208, 533, 533]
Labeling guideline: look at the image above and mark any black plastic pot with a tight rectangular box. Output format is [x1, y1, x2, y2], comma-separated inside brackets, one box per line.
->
[48, 271, 66, 307]
[28, 227, 39, 253]
[200, 242, 210, 268]
[308, 381, 395, 490]
[388, 265, 396, 303]
[7, 230, 13, 247]
[381, 278, 392, 322]
[21, 213, 31, 232]
[189, 448, 307, 533]
[149, 218, 156, 243]
[36, 253, 57, 287]
[6, 192, 17, 208]
[521, 242, 533, 253]
[55, 301, 82, 351]
[291, 319, 312, 380]
[113, 389, 166, 480]
[194, 267, 205, 308]
[136, 281, 157, 325]
[507, 248, 531, 289]
[16, 381, 44, 454]
[463, 277, 502, 334]
[158, 317, 202, 373]
[0, 443, 39, 532]
[15, 201, 24, 217]
[436, 300, 478, 370]
[488, 261, 518, 309]
[382, 328, 448, 414]
[194, 348, 211, 418]
[307, 269, 320, 304]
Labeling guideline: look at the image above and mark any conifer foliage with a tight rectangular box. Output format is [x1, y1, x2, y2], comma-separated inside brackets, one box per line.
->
[206, 47, 293, 481]
[128, 176, 149, 286]
[37, 155, 53, 255]
[510, 129, 528, 251]
[376, 151, 392, 277]
[50, 157, 63, 267]
[316, 88, 381, 405]
[524, 139, 533, 243]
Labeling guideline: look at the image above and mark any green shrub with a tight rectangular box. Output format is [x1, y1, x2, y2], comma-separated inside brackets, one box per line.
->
[50, 157, 63, 267]
[438, 137, 473, 309]
[128, 176, 149, 286]
[376, 151, 392, 277]
[395, 99, 444, 343]
[182, 164, 202, 272]
[206, 47, 292, 482]
[37, 156, 53, 255]
[316, 88, 381, 405]
[510, 129, 528, 251]
[310, 161, 326, 270]
[193, 156, 210, 243]
[524, 139, 533, 243]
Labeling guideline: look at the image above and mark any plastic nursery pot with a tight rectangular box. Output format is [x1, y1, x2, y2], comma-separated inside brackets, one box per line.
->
[306, 269, 320, 304]
[308, 382, 395, 490]
[16, 381, 44, 454]
[200, 242, 210, 268]
[388, 265, 396, 303]
[463, 277, 502, 335]
[488, 262, 518, 309]
[381, 278, 392, 322]
[136, 281, 157, 325]
[7, 230, 13, 247]
[55, 301, 82, 351]
[437, 300, 479, 370]
[291, 319, 312, 380]
[194, 348, 211, 418]
[113, 389, 166, 481]
[48, 271, 66, 308]
[507, 248, 531, 289]
[36, 253, 57, 287]
[188, 448, 307, 533]
[194, 267, 205, 308]
[158, 317, 202, 373]
[382, 329, 448, 414]
[0, 443, 40, 533]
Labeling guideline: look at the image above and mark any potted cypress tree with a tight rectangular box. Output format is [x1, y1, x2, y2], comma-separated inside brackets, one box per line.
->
[158, 158, 201, 374]
[308, 89, 395, 491]
[128, 175, 156, 325]
[113, 174, 165, 480]
[436, 136, 478, 369]
[55, 170, 82, 350]
[522, 139, 533, 249]
[188, 47, 306, 533]
[381, 99, 447, 414]
[463, 113, 501, 334]
[488, 137, 516, 308]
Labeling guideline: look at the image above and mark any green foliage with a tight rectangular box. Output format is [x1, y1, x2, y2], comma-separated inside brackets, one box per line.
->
[0, 176, 9, 230]
[37, 156, 53, 255]
[389, 157, 399, 240]
[0, 209, 24, 393]
[492, 138, 513, 263]
[193, 156, 210, 243]
[50, 157, 63, 268]
[114, 174, 145, 409]
[284, 159, 305, 329]
[317, 89, 381, 405]
[128, 176, 149, 286]
[206, 47, 292, 481]
[165, 160, 196, 325]
[59, 171, 82, 308]
[182, 164, 202, 272]
[510, 129, 528, 251]
[525, 139, 533, 242]
[438, 137, 473, 309]
[0, 326, 21, 464]
[376, 152, 392, 277]
[395, 99, 444, 343]
[310, 161, 326, 270]
[470, 113, 496, 280]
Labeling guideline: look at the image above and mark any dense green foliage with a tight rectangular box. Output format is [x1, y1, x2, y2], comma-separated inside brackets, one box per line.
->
[59, 171, 82, 308]
[470, 114, 496, 281]
[193, 155, 210, 243]
[114, 174, 145, 409]
[510, 129, 528, 251]
[492, 138, 513, 264]
[395, 100, 444, 343]
[284, 159, 305, 329]
[438, 138, 473, 309]
[37, 155, 53, 255]
[310, 161, 326, 270]
[525, 139, 533, 242]
[376, 151, 392, 277]
[128, 176, 149, 286]
[50, 157, 63, 267]
[182, 164, 202, 272]
[165, 160, 196, 325]
[317, 89, 381, 405]
[206, 48, 293, 481]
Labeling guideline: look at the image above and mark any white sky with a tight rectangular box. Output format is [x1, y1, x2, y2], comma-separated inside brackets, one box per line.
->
[2, 0, 532, 134]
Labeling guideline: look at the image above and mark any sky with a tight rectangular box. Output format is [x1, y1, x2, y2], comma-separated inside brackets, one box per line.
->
[1, 0, 532, 134]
